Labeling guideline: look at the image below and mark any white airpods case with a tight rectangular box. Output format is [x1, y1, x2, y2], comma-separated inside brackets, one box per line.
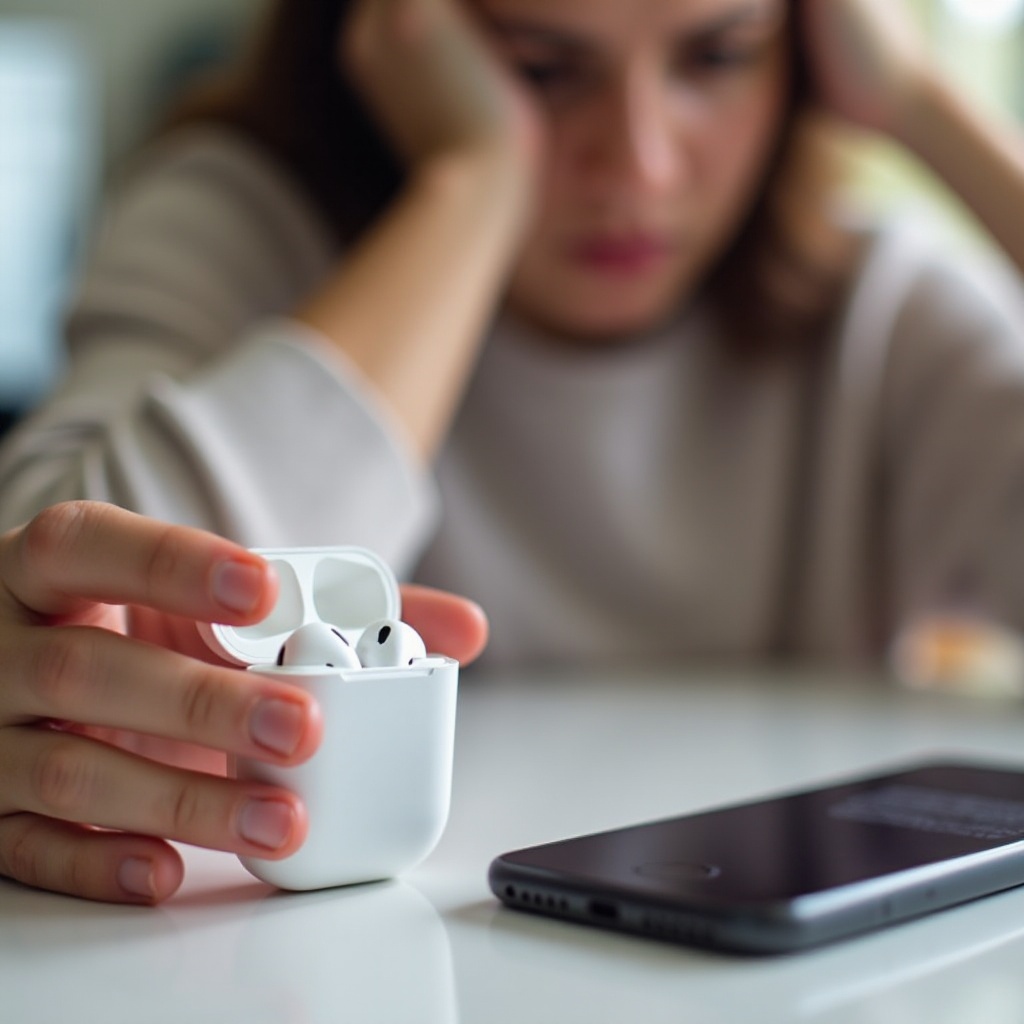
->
[201, 547, 459, 891]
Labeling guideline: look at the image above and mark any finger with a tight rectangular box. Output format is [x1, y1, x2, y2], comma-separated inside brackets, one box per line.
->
[127, 606, 234, 664]
[0, 501, 277, 624]
[5, 625, 323, 762]
[0, 814, 184, 904]
[1, 728, 308, 859]
[400, 584, 489, 664]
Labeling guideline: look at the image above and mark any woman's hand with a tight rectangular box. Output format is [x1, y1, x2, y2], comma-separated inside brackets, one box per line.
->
[0, 501, 488, 904]
[798, 0, 935, 141]
[302, 0, 549, 462]
[342, 0, 544, 174]
[801, 0, 1024, 277]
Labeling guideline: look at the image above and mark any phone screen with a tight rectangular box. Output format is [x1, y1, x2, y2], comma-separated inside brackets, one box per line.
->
[489, 761, 1024, 953]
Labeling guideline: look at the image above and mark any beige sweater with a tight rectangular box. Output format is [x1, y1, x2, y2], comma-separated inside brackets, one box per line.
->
[4, 127, 1024, 669]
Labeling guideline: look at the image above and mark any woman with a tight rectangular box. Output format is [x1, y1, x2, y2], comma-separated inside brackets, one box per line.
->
[2, 0, 1024, 902]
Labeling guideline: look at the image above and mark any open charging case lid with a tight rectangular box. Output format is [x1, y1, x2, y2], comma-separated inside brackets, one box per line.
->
[201, 546, 401, 668]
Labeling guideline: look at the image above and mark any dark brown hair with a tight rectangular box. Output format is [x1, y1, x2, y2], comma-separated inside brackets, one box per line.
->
[702, 3, 857, 349]
[169, 0, 856, 348]
[168, 0, 399, 238]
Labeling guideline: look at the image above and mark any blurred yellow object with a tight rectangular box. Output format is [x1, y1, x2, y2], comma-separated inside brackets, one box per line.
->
[890, 614, 1024, 698]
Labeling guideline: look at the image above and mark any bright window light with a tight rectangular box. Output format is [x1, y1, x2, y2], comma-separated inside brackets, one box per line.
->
[944, 0, 1024, 32]
[0, 19, 94, 408]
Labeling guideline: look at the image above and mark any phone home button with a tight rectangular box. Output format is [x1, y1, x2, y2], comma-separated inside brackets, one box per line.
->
[634, 862, 722, 883]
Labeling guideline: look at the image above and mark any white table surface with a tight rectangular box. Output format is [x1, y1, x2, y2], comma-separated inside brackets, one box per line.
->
[4, 667, 1024, 1023]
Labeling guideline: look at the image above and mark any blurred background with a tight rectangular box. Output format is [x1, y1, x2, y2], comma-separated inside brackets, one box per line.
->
[0, 0, 258, 433]
[0, 0, 1023, 434]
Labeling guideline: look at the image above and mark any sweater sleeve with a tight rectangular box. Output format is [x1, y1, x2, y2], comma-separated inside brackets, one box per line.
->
[0, 129, 438, 574]
[880, 228, 1024, 634]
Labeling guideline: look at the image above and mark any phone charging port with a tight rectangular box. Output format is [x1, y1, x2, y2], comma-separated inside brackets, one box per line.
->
[588, 899, 620, 921]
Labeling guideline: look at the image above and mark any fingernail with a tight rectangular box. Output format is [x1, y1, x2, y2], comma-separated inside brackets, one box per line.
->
[118, 857, 157, 900]
[250, 699, 305, 757]
[211, 560, 264, 614]
[238, 800, 296, 851]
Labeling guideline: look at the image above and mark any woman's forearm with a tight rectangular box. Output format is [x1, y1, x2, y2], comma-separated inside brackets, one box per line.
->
[297, 150, 531, 461]
[902, 73, 1024, 274]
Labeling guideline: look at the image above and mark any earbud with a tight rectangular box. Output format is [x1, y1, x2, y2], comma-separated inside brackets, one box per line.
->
[277, 622, 361, 669]
[275, 619, 427, 671]
[356, 618, 426, 668]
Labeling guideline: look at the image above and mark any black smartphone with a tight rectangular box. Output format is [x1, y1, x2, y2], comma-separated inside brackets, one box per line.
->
[488, 759, 1024, 954]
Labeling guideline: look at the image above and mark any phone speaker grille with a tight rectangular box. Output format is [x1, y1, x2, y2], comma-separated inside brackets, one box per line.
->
[504, 884, 576, 916]
[640, 912, 713, 944]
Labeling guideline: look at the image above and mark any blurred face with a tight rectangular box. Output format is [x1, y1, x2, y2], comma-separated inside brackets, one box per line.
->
[478, 0, 792, 341]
